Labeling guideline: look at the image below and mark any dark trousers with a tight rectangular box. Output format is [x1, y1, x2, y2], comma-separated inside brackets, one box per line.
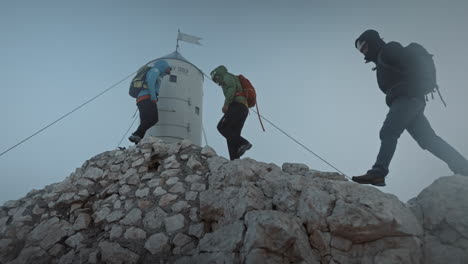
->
[217, 102, 249, 160]
[369, 96, 468, 177]
[133, 99, 158, 138]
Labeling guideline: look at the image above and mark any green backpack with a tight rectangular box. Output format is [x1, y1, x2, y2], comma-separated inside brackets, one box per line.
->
[129, 65, 152, 98]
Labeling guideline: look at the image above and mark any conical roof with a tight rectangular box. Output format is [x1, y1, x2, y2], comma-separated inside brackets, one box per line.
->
[156, 51, 204, 78]
[158, 51, 190, 63]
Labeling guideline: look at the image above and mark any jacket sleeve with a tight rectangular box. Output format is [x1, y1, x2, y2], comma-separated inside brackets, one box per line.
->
[146, 68, 161, 101]
[222, 75, 237, 106]
[380, 42, 409, 72]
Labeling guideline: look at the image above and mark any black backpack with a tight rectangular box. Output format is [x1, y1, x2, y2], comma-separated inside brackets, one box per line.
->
[129, 65, 152, 98]
[378, 43, 446, 106]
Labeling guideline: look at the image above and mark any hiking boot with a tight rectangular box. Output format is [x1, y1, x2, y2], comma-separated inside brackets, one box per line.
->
[128, 134, 142, 144]
[352, 173, 386, 187]
[238, 143, 252, 158]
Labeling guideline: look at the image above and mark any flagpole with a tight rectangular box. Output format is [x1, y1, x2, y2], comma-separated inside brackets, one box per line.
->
[176, 29, 180, 52]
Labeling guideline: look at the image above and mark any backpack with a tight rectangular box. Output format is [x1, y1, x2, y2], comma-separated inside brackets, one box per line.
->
[404, 43, 438, 95]
[129, 65, 152, 98]
[237, 74, 257, 108]
[378, 43, 446, 106]
[236, 75, 266, 131]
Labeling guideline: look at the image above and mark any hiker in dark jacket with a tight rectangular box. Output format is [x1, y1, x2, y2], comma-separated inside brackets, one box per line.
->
[210, 65, 252, 160]
[129, 60, 171, 144]
[352, 29, 468, 186]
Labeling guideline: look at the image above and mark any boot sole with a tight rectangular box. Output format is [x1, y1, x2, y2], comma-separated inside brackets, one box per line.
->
[128, 137, 141, 144]
[238, 144, 252, 157]
[352, 179, 386, 187]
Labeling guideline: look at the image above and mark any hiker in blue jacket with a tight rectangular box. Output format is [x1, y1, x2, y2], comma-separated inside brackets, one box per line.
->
[129, 60, 172, 144]
[352, 29, 468, 186]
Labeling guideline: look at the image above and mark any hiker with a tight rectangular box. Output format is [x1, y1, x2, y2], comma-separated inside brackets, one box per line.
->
[128, 60, 172, 144]
[352, 29, 468, 186]
[210, 65, 252, 160]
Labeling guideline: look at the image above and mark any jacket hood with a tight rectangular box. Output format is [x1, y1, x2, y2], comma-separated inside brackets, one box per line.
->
[152, 60, 171, 75]
[355, 29, 386, 63]
[210, 65, 229, 82]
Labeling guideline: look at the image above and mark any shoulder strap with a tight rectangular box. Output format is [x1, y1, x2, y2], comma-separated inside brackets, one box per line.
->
[376, 51, 401, 73]
[237, 74, 245, 92]
[235, 75, 245, 96]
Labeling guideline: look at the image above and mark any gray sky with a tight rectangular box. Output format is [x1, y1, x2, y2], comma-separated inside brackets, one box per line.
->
[1, 0, 468, 204]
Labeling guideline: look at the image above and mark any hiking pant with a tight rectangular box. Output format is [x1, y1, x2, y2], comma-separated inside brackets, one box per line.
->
[217, 102, 249, 160]
[369, 96, 468, 177]
[133, 99, 158, 138]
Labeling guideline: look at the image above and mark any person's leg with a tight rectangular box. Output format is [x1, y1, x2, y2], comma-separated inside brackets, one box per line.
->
[218, 110, 239, 160]
[353, 97, 425, 186]
[133, 100, 158, 138]
[129, 101, 148, 143]
[228, 103, 251, 158]
[217, 116, 228, 138]
[217, 115, 235, 159]
[217, 103, 248, 160]
[407, 111, 468, 175]
[369, 97, 426, 176]
[147, 102, 159, 128]
[233, 105, 250, 157]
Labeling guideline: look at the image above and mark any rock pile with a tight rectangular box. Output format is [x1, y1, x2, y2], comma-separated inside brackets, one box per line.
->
[1, 137, 467, 263]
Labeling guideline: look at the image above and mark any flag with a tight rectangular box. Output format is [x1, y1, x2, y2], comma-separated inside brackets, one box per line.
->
[177, 31, 202, 45]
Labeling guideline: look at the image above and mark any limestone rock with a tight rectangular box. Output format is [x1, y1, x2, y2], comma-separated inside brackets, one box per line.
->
[159, 193, 178, 207]
[143, 208, 166, 230]
[164, 214, 185, 233]
[145, 233, 169, 254]
[27, 217, 70, 250]
[110, 225, 123, 240]
[124, 227, 147, 240]
[201, 146, 217, 157]
[135, 187, 149, 198]
[409, 176, 468, 264]
[83, 167, 104, 181]
[9, 247, 50, 264]
[199, 222, 244, 252]
[73, 213, 91, 231]
[244, 210, 321, 264]
[282, 162, 309, 175]
[180, 139, 193, 149]
[120, 208, 142, 225]
[169, 182, 185, 193]
[187, 155, 203, 170]
[64, 232, 84, 249]
[99, 241, 139, 264]
[2, 139, 466, 264]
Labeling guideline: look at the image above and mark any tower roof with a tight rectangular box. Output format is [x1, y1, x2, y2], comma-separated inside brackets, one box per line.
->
[156, 51, 204, 78]
[158, 51, 190, 63]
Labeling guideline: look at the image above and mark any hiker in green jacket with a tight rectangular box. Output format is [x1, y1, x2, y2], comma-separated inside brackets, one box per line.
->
[211, 65, 252, 160]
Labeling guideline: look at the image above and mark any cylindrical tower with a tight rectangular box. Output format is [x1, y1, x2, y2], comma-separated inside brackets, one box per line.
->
[144, 51, 204, 146]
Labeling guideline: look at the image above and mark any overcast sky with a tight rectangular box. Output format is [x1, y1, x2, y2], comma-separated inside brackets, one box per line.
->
[1, 0, 468, 204]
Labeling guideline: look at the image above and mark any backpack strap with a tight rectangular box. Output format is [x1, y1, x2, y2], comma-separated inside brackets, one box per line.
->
[376, 51, 401, 73]
[378, 51, 447, 107]
[234, 75, 245, 97]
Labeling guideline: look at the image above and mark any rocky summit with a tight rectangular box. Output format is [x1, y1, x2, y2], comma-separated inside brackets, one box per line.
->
[1, 137, 467, 264]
